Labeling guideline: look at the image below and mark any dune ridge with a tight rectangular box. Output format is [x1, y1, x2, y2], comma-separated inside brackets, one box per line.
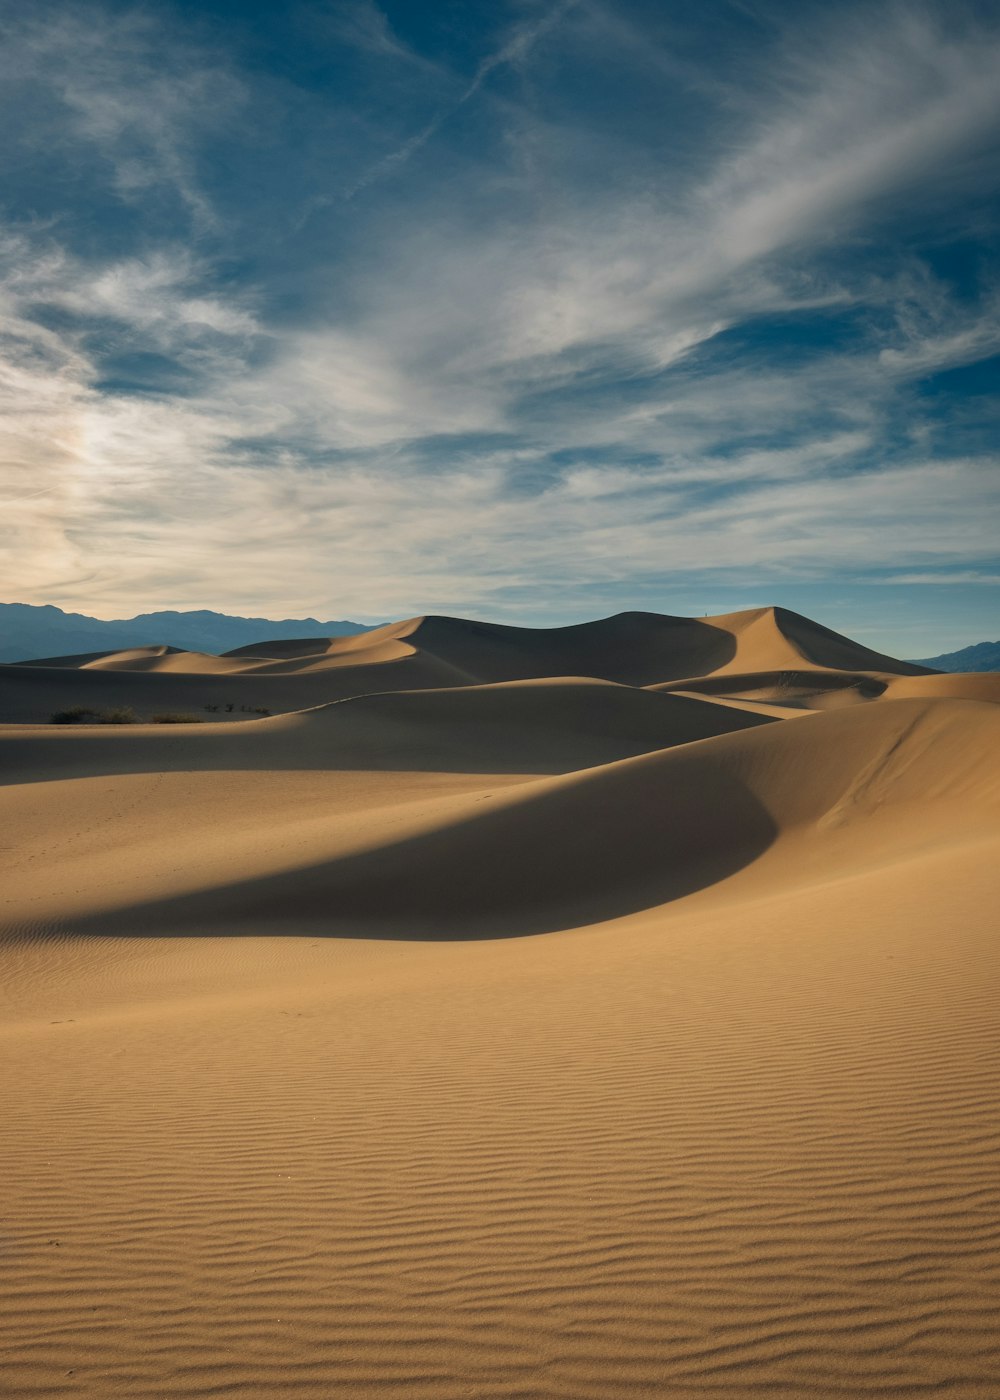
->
[2, 607, 998, 1399]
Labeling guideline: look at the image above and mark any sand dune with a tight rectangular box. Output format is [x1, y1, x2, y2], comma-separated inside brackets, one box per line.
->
[82, 646, 257, 675]
[0, 678, 774, 788]
[3, 693, 994, 941]
[656, 665, 1000, 712]
[650, 666, 889, 708]
[0, 605, 932, 724]
[883, 669, 1000, 704]
[2, 608, 999, 1399]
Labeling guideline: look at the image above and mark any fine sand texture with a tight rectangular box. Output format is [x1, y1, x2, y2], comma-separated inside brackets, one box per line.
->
[2, 609, 999, 1399]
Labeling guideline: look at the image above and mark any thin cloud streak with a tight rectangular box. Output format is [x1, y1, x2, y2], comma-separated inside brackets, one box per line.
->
[345, 0, 579, 197]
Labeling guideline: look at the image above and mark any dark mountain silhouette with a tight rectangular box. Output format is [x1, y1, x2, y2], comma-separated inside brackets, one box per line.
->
[913, 641, 1000, 673]
[0, 603, 371, 663]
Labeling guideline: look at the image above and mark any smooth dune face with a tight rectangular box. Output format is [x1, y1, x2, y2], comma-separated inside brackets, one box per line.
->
[2, 611, 999, 1399]
[884, 670, 1000, 704]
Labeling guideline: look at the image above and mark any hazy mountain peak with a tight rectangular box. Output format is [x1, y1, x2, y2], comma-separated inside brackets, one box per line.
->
[0, 604, 371, 664]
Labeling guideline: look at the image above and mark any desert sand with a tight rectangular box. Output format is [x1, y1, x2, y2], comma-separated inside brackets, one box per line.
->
[2, 606, 999, 1399]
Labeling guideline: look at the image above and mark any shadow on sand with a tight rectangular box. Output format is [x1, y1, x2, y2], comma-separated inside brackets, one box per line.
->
[68, 752, 776, 941]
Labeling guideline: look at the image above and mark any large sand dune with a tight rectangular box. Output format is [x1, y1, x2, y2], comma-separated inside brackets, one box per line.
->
[0, 605, 932, 723]
[2, 608, 998, 1398]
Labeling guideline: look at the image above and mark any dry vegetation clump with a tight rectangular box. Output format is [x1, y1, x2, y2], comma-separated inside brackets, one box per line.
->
[50, 706, 138, 725]
[204, 703, 271, 715]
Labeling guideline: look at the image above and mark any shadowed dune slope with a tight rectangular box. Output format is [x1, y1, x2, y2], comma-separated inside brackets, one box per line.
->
[763, 605, 932, 674]
[4, 695, 994, 942]
[0, 648, 474, 722]
[0, 678, 773, 786]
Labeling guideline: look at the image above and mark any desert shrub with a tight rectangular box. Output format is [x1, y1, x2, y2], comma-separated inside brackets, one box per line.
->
[50, 705, 138, 725]
[50, 706, 100, 724]
[98, 707, 138, 724]
[150, 713, 203, 724]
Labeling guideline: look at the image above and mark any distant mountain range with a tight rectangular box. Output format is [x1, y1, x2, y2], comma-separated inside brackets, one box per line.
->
[913, 641, 1000, 673]
[0, 604, 371, 663]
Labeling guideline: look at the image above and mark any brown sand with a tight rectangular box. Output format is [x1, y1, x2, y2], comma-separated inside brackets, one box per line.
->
[2, 610, 998, 1398]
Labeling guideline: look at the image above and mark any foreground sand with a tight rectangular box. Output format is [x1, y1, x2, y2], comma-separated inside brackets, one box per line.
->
[2, 610, 999, 1398]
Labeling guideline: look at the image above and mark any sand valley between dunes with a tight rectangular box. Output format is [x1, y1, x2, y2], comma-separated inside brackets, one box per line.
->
[2, 606, 999, 1399]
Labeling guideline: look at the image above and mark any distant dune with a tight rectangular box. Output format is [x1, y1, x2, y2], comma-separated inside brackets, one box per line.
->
[2, 606, 999, 1399]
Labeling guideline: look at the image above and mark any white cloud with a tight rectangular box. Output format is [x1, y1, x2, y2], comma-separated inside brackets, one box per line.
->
[701, 5, 1000, 259]
[0, 4, 243, 228]
[874, 571, 1000, 586]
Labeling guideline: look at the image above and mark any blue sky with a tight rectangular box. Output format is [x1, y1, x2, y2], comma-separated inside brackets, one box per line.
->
[1, 0, 998, 654]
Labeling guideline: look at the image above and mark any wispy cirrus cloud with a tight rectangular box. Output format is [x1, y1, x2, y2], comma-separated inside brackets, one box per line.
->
[0, 4, 243, 230]
[345, 0, 580, 197]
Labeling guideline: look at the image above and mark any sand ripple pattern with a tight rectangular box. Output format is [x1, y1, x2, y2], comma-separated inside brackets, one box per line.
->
[4, 860, 1000, 1400]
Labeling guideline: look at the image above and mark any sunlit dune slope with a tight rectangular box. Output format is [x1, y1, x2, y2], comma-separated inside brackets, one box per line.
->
[884, 670, 1000, 704]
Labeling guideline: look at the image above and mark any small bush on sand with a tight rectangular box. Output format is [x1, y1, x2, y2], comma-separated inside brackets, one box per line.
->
[202, 702, 270, 717]
[50, 706, 138, 725]
[99, 707, 138, 724]
[51, 706, 100, 724]
[150, 713, 204, 724]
